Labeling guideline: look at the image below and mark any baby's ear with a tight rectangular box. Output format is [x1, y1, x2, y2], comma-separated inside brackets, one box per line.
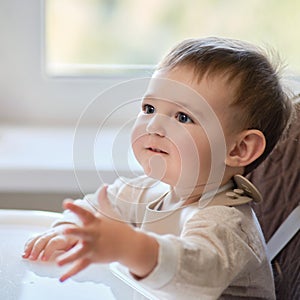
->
[225, 129, 266, 168]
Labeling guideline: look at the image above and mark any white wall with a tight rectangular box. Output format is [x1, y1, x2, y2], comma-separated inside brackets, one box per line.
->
[0, 0, 147, 210]
[0, 0, 148, 127]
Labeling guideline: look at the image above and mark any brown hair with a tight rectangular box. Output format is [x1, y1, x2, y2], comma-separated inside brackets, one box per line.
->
[157, 37, 293, 174]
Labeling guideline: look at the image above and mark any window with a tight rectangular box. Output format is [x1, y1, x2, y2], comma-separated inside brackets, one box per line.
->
[45, 0, 300, 77]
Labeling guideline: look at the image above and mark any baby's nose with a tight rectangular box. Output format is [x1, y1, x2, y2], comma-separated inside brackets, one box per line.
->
[146, 114, 168, 137]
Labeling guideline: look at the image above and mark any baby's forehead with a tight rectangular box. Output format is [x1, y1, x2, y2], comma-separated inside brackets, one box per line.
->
[149, 69, 199, 96]
[148, 67, 237, 114]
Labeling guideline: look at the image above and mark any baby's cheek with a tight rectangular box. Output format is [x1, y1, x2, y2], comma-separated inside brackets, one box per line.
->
[130, 116, 147, 143]
[131, 137, 143, 163]
[172, 135, 200, 173]
[171, 132, 200, 162]
[178, 144, 201, 173]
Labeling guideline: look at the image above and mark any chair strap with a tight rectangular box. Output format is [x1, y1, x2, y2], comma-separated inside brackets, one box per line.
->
[267, 205, 300, 261]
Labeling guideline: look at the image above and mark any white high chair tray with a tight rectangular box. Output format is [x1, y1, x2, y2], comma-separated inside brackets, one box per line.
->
[0, 209, 150, 300]
[110, 262, 160, 300]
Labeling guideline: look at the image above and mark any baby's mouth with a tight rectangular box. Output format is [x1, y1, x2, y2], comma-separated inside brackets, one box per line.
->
[147, 147, 168, 154]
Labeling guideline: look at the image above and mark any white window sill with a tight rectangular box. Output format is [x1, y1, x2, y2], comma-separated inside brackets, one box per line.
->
[0, 126, 141, 194]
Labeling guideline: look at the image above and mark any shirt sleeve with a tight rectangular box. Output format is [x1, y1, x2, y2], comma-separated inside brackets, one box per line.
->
[137, 206, 263, 299]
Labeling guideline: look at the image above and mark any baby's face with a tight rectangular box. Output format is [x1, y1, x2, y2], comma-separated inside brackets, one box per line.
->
[131, 65, 237, 194]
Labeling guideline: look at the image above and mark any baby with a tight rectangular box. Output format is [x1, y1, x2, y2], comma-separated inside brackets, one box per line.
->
[23, 37, 292, 299]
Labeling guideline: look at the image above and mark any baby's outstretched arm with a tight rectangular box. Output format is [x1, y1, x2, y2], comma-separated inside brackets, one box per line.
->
[22, 223, 79, 261]
[57, 200, 159, 282]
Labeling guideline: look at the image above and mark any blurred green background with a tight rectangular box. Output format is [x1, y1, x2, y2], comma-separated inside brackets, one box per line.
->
[45, 0, 300, 75]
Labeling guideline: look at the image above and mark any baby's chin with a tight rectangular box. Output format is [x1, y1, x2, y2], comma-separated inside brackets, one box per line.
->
[141, 156, 167, 180]
[143, 166, 166, 182]
[144, 167, 179, 187]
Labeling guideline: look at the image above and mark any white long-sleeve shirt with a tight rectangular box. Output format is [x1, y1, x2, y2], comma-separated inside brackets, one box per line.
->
[55, 175, 275, 299]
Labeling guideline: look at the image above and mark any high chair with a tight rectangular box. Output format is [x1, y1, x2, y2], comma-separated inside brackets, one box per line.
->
[248, 99, 300, 300]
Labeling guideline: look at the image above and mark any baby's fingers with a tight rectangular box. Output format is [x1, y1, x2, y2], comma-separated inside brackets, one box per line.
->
[41, 236, 76, 261]
[63, 200, 95, 225]
[56, 242, 89, 267]
[59, 258, 90, 282]
[22, 236, 39, 258]
[24, 233, 55, 260]
[63, 226, 94, 241]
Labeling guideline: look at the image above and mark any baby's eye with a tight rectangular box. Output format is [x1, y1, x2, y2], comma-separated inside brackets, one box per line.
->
[175, 112, 194, 124]
[143, 104, 155, 114]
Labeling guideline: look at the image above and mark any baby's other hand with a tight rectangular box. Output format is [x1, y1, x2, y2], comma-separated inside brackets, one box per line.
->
[96, 185, 121, 220]
[22, 224, 79, 261]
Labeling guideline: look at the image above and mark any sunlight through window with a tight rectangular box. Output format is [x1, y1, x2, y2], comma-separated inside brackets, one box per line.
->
[45, 0, 300, 77]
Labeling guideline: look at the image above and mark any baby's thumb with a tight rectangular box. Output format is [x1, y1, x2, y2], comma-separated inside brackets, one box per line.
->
[62, 198, 74, 209]
[97, 185, 110, 208]
[97, 185, 121, 220]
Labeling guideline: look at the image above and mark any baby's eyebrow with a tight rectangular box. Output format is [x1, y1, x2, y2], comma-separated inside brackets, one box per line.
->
[142, 94, 157, 101]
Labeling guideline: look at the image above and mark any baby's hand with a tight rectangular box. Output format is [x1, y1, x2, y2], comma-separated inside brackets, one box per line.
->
[22, 224, 79, 261]
[56, 200, 134, 282]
